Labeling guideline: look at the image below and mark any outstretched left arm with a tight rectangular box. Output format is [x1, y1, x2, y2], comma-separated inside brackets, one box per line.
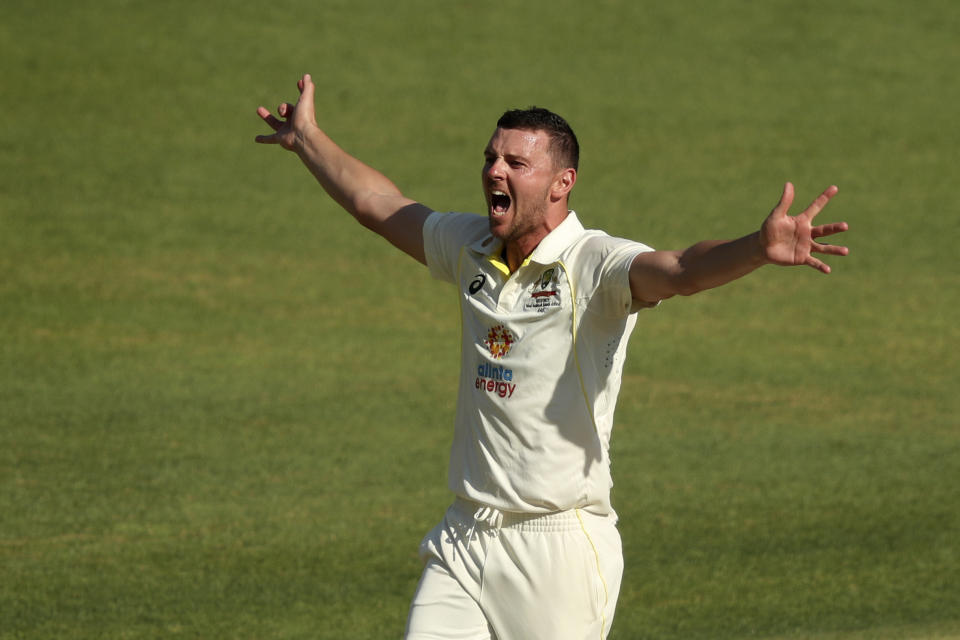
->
[629, 182, 849, 306]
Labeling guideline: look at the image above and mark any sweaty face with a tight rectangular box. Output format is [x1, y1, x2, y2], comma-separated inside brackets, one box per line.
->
[481, 128, 558, 244]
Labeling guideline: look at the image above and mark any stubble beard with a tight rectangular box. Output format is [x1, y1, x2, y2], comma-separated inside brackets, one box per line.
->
[492, 185, 552, 247]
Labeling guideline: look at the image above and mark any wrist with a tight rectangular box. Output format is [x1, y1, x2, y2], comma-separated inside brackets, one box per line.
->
[753, 230, 771, 266]
[292, 122, 323, 157]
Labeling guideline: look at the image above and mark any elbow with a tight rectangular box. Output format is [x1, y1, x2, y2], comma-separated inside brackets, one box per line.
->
[353, 209, 380, 232]
[663, 270, 702, 297]
[349, 191, 384, 230]
[673, 278, 703, 297]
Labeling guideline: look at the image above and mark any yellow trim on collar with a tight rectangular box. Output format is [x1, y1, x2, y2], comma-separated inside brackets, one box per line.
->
[486, 253, 531, 276]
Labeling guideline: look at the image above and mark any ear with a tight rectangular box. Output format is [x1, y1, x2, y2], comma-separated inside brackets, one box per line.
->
[550, 168, 577, 201]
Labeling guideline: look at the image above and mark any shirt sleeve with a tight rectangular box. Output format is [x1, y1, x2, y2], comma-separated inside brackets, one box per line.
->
[423, 211, 488, 285]
[586, 234, 657, 316]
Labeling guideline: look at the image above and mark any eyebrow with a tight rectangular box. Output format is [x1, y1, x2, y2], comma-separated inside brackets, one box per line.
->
[483, 148, 530, 163]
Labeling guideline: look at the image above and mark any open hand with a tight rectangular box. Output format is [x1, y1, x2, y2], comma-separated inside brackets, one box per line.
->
[255, 73, 318, 151]
[760, 182, 849, 273]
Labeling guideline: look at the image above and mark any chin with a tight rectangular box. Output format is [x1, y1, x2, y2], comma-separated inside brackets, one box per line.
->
[487, 214, 511, 238]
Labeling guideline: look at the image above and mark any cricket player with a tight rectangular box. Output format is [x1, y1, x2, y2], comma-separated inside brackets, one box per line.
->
[256, 73, 849, 640]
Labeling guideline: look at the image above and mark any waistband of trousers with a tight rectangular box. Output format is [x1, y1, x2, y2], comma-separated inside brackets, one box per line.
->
[452, 497, 599, 533]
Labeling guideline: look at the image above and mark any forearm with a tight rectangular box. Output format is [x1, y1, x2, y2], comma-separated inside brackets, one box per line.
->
[631, 231, 770, 304]
[630, 183, 847, 305]
[673, 231, 769, 295]
[294, 124, 410, 226]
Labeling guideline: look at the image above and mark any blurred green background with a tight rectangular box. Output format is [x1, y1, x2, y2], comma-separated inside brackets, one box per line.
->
[2, 1, 957, 638]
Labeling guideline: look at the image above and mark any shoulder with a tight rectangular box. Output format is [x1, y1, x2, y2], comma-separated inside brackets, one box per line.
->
[425, 211, 490, 246]
[560, 226, 656, 314]
[423, 212, 492, 284]
[566, 228, 655, 268]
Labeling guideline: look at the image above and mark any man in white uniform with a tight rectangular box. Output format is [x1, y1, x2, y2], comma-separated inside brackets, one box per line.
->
[256, 74, 849, 639]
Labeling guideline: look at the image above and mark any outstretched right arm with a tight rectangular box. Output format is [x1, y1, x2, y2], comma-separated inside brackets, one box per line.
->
[256, 74, 432, 265]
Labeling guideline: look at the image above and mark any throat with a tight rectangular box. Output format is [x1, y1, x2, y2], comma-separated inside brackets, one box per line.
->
[500, 247, 511, 271]
[501, 244, 531, 275]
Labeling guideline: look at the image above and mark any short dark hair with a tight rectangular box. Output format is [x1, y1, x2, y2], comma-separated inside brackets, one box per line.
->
[496, 107, 579, 171]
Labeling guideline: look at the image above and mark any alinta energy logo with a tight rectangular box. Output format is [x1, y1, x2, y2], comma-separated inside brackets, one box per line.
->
[477, 325, 517, 399]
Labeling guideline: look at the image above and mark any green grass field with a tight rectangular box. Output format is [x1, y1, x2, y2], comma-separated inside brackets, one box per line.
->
[2, 1, 958, 638]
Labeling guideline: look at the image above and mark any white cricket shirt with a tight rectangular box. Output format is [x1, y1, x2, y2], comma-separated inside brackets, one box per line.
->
[424, 211, 655, 516]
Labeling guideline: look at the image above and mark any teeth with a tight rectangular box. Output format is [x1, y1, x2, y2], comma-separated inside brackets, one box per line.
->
[490, 190, 510, 217]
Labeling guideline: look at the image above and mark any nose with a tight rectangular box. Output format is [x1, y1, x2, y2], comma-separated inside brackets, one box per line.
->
[485, 158, 506, 181]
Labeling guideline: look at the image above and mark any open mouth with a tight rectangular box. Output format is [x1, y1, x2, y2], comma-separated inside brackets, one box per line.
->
[490, 190, 511, 216]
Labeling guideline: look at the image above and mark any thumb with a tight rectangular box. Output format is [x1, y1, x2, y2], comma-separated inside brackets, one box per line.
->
[299, 73, 316, 105]
[773, 181, 795, 217]
[295, 73, 318, 127]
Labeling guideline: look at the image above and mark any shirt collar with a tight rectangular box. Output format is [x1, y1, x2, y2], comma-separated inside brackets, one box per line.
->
[467, 211, 584, 266]
[528, 211, 584, 264]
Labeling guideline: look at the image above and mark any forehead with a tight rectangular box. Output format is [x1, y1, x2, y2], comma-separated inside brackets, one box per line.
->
[485, 127, 552, 158]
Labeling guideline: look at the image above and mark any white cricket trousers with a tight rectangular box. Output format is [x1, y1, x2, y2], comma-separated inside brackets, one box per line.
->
[404, 498, 623, 640]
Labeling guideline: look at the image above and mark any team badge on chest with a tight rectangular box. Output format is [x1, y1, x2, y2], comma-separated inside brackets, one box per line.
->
[523, 267, 563, 313]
